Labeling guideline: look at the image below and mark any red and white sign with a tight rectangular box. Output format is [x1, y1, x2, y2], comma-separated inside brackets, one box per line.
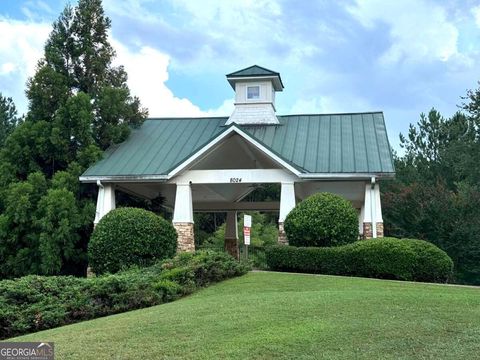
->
[243, 226, 251, 245]
[243, 215, 252, 245]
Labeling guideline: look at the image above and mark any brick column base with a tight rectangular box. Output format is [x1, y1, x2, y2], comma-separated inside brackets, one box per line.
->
[363, 222, 384, 239]
[173, 222, 195, 252]
[278, 222, 288, 245]
[224, 238, 239, 260]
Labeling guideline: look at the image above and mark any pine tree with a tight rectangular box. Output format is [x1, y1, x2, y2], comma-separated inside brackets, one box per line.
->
[0, 94, 19, 148]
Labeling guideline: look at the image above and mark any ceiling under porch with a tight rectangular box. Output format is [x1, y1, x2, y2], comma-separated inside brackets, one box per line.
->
[114, 180, 367, 212]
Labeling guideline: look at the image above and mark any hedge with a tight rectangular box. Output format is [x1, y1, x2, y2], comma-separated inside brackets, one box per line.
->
[284, 192, 359, 247]
[89, 207, 177, 274]
[0, 251, 249, 339]
[266, 238, 453, 283]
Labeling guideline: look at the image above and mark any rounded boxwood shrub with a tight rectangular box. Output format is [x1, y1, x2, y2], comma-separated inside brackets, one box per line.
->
[265, 237, 453, 283]
[284, 192, 359, 247]
[88, 207, 177, 274]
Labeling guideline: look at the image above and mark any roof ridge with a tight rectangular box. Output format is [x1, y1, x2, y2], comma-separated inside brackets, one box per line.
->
[146, 116, 229, 120]
[278, 111, 384, 117]
[145, 111, 384, 121]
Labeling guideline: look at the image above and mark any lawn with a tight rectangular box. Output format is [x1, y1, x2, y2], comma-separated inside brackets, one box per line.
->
[10, 272, 480, 359]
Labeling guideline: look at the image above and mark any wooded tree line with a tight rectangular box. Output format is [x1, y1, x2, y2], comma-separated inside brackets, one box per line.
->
[0, 0, 147, 278]
[382, 97, 480, 284]
[0, 0, 478, 284]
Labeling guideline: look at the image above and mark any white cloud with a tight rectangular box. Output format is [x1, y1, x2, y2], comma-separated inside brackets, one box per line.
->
[473, 6, 480, 28]
[104, 0, 313, 74]
[111, 39, 230, 117]
[287, 96, 371, 115]
[348, 0, 459, 64]
[288, 98, 329, 114]
[0, 18, 50, 113]
[35, 1, 54, 14]
[0, 63, 17, 75]
[0, 15, 230, 118]
[205, 98, 234, 117]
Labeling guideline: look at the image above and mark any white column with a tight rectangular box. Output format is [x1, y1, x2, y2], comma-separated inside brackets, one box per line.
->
[358, 204, 365, 235]
[374, 184, 383, 223]
[363, 183, 373, 237]
[94, 183, 115, 225]
[173, 183, 194, 223]
[279, 182, 296, 222]
[371, 182, 377, 239]
[362, 181, 383, 238]
[173, 183, 195, 252]
[104, 184, 116, 213]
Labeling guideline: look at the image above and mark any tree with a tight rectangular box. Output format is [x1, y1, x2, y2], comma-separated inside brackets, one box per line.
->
[398, 109, 478, 187]
[37, 189, 82, 274]
[0, 0, 147, 278]
[0, 172, 47, 277]
[382, 107, 480, 284]
[0, 94, 19, 147]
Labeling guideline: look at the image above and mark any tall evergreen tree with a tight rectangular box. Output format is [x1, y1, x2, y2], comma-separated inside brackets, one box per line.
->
[0, 94, 19, 148]
[0, 0, 147, 278]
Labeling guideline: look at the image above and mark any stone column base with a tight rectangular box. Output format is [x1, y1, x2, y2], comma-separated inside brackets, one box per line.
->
[376, 222, 384, 238]
[173, 222, 195, 252]
[278, 222, 288, 245]
[363, 222, 372, 239]
[363, 222, 384, 239]
[224, 238, 239, 260]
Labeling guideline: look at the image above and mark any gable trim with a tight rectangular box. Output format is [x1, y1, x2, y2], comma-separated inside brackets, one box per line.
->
[167, 125, 302, 178]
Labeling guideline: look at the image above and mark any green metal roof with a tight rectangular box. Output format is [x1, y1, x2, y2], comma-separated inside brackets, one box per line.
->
[81, 112, 395, 179]
[226, 65, 280, 78]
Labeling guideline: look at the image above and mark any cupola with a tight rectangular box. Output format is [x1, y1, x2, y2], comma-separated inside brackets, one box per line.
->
[225, 65, 284, 125]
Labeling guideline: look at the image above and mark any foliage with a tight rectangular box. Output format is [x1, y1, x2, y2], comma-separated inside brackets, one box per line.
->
[266, 238, 453, 283]
[0, 169, 93, 278]
[382, 181, 480, 284]
[383, 106, 480, 284]
[284, 192, 359, 247]
[194, 212, 226, 247]
[0, 0, 147, 278]
[243, 184, 280, 201]
[88, 208, 177, 274]
[36, 189, 83, 275]
[0, 250, 249, 339]
[0, 93, 19, 148]
[201, 211, 278, 268]
[194, 184, 281, 249]
[397, 110, 479, 187]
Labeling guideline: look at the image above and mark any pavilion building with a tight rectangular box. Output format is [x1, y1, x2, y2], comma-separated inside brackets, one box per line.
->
[80, 65, 395, 256]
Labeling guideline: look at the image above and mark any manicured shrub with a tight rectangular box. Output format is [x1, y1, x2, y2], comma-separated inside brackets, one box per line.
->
[266, 238, 453, 283]
[0, 250, 250, 339]
[88, 207, 177, 274]
[284, 192, 359, 247]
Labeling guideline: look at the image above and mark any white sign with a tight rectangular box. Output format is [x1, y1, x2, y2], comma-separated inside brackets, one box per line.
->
[244, 214, 252, 228]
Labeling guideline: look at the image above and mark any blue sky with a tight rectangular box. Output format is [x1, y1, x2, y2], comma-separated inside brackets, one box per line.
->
[1, 0, 480, 151]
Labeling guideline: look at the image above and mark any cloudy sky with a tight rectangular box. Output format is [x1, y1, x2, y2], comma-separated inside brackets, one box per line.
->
[1, 0, 480, 150]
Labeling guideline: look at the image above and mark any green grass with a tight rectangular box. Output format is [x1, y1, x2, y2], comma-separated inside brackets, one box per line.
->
[10, 272, 480, 359]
